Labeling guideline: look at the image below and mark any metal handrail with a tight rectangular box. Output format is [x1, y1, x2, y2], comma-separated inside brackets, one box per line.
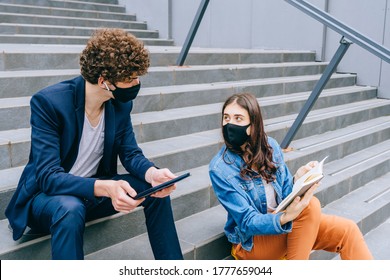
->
[285, 0, 390, 63]
[280, 0, 390, 148]
[176, 0, 210, 66]
[280, 37, 352, 148]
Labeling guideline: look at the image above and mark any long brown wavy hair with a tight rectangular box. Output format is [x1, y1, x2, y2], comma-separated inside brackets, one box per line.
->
[222, 93, 276, 183]
[80, 28, 150, 84]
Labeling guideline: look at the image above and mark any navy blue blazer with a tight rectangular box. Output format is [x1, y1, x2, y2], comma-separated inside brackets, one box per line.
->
[5, 75, 154, 240]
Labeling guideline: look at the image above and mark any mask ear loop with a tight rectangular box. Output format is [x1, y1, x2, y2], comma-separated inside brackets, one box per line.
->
[102, 82, 111, 92]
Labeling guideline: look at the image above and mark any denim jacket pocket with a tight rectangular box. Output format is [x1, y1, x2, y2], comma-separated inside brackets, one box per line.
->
[238, 180, 254, 191]
[237, 180, 261, 207]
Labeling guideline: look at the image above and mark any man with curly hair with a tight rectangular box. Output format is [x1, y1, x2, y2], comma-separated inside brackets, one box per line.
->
[5, 28, 183, 260]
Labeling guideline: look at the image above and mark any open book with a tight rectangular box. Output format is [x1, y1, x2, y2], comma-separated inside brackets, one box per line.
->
[274, 156, 328, 214]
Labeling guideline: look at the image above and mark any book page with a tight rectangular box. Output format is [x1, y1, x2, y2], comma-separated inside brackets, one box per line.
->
[292, 156, 327, 192]
[274, 156, 328, 213]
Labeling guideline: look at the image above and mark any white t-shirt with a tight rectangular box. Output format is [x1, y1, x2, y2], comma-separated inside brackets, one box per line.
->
[262, 178, 278, 213]
[69, 108, 105, 177]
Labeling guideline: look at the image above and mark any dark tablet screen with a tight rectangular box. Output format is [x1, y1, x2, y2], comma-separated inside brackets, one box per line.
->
[132, 172, 191, 199]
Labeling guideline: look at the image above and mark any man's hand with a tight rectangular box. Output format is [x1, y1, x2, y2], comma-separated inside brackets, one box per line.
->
[94, 179, 144, 213]
[145, 167, 177, 198]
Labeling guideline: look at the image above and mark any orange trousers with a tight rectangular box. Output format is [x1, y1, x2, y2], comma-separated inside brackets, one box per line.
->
[232, 197, 373, 260]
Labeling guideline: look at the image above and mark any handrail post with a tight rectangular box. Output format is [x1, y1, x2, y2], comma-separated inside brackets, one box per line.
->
[280, 37, 352, 149]
[176, 0, 210, 66]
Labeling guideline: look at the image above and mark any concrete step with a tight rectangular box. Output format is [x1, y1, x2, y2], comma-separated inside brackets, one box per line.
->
[131, 73, 357, 114]
[0, 94, 386, 170]
[0, 62, 328, 98]
[0, 44, 316, 71]
[0, 1, 174, 46]
[363, 217, 390, 260]
[86, 140, 390, 260]
[1, 98, 388, 172]
[135, 113, 390, 176]
[85, 205, 230, 260]
[309, 139, 390, 207]
[0, 166, 24, 220]
[131, 86, 380, 143]
[266, 99, 390, 150]
[145, 61, 328, 87]
[0, 12, 148, 29]
[52, 0, 124, 12]
[0, 127, 31, 171]
[0, 69, 80, 99]
[323, 171, 390, 236]
[310, 172, 390, 260]
[0, 164, 218, 259]
[0, 34, 174, 46]
[0, 3, 136, 21]
[283, 114, 390, 173]
[1, 111, 389, 220]
[1, 130, 389, 259]
[65, 0, 120, 4]
[0, 24, 159, 38]
[0, 4, 386, 258]
[0, 85, 375, 131]
[1, 0, 124, 12]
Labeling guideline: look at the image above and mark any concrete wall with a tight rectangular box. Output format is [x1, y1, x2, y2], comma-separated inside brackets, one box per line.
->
[120, 0, 172, 39]
[121, 0, 389, 98]
[324, 0, 389, 98]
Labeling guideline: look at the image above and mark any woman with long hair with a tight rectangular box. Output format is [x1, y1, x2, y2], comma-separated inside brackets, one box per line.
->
[209, 92, 372, 260]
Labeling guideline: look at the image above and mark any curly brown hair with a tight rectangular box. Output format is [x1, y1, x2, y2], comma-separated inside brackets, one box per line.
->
[80, 28, 150, 84]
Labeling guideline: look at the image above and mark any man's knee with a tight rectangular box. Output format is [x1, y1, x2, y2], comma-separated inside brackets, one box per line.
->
[51, 196, 86, 230]
[143, 195, 171, 209]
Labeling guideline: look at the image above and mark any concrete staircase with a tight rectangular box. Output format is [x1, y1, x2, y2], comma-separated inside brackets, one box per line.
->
[0, 0, 173, 45]
[1, 0, 390, 260]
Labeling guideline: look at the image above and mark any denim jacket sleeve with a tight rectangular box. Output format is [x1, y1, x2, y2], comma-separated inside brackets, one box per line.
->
[269, 137, 294, 202]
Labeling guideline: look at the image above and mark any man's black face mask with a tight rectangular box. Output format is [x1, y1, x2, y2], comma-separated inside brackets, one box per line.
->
[104, 82, 141, 103]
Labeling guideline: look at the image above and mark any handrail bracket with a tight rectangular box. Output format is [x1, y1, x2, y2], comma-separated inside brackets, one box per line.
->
[280, 36, 352, 149]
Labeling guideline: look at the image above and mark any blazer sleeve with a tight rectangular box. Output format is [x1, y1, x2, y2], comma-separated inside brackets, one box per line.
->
[30, 93, 97, 200]
[118, 113, 154, 181]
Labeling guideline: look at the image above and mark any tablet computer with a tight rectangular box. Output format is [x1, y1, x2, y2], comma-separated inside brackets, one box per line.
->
[132, 172, 191, 199]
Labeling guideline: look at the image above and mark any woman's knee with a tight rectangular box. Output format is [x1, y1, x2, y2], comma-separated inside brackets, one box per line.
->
[295, 196, 322, 225]
[308, 196, 321, 212]
[304, 196, 321, 216]
[342, 218, 362, 237]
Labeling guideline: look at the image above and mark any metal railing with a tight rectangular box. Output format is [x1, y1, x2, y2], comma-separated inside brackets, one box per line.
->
[176, 0, 210, 66]
[285, 0, 390, 64]
[176, 0, 390, 148]
[280, 0, 390, 148]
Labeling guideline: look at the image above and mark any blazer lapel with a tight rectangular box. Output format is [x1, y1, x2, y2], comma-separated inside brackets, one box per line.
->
[75, 79, 85, 146]
[64, 76, 86, 171]
[102, 99, 115, 173]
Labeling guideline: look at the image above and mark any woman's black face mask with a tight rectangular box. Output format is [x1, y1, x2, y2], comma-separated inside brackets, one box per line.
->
[223, 123, 250, 150]
[104, 82, 141, 103]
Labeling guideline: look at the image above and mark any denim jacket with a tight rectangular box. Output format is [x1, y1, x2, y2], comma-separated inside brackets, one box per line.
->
[209, 136, 293, 252]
